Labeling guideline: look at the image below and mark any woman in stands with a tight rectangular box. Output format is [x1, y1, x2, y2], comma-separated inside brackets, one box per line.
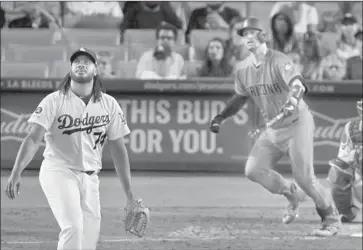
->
[198, 37, 233, 77]
[270, 6, 300, 54]
[300, 26, 322, 80]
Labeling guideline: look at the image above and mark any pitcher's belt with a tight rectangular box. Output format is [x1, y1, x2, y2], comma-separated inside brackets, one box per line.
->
[80, 170, 99, 175]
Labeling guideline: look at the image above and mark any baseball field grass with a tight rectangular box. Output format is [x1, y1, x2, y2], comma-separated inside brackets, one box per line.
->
[1, 170, 362, 250]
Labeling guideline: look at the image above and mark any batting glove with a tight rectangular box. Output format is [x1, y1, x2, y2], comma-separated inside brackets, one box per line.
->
[210, 115, 224, 134]
[281, 97, 298, 117]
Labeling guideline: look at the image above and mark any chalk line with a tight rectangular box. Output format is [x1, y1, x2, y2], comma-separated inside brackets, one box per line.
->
[0, 235, 335, 245]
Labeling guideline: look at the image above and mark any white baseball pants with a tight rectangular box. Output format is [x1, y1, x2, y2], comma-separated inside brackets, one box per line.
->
[39, 163, 101, 250]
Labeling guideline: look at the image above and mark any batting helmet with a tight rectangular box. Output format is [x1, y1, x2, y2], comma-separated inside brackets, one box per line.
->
[357, 99, 362, 117]
[237, 17, 266, 42]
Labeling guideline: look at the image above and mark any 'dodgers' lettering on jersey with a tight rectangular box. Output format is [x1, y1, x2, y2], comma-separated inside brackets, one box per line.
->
[58, 113, 110, 135]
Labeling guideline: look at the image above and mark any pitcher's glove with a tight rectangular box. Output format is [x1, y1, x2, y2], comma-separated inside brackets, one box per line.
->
[124, 198, 150, 237]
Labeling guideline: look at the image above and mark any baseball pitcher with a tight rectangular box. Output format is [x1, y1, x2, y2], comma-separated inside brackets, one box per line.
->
[209, 17, 340, 237]
[328, 99, 362, 223]
[5, 48, 150, 250]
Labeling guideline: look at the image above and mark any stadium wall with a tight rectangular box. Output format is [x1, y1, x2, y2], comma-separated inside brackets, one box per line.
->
[1, 78, 361, 174]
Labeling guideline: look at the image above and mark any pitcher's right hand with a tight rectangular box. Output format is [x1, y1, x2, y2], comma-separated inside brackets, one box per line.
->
[5, 173, 21, 200]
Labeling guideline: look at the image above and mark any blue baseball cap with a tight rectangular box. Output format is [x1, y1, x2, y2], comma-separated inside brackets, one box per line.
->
[341, 13, 357, 25]
[70, 47, 97, 64]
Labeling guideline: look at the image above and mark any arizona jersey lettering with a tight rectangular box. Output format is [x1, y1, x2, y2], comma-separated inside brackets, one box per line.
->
[234, 50, 308, 127]
[28, 90, 130, 171]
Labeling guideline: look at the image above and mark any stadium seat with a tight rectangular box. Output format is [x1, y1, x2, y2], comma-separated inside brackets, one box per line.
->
[123, 29, 185, 45]
[117, 60, 138, 78]
[127, 42, 154, 61]
[8, 44, 67, 63]
[60, 28, 121, 46]
[67, 45, 127, 62]
[123, 29, 155, 45]
[189, 30, 229, 49]
[51, 60, 70, 78]
[1, 29, 56, 46]
[184, 60, 203, 78]
[128, 43, 190, 61]
[1, 62, 49, 78]
[1, 47, 5, 62]
[174, 44, 190, 60]
[193, 46, 207, 61]
[319, 32, 340, 57]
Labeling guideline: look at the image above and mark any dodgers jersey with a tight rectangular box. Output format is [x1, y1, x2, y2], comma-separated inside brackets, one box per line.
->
[234, 49, 309, 128]
[28, 90, 130, 171]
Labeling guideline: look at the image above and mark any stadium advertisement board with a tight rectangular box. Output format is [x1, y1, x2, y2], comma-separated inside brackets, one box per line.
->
[1, 78, 362, 95]
[1, 90, 359, 173]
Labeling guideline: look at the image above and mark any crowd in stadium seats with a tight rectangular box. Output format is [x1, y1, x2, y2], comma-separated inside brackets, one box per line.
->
[0, 1, 362, 81]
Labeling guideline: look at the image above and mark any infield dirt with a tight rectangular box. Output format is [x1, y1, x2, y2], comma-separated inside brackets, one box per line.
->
[1, 171, 362, 250]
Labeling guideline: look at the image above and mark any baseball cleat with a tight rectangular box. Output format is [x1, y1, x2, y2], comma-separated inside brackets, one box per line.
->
[312, 219, 341, 237]
[282, 203, 299, 224]
[282, 183, 300, 224]
[313, 205, 341, 237]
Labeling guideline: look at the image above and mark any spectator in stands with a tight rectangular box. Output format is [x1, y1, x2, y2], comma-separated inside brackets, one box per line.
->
[336, 13, 361, 60]
[320, 13, 360, 59]
[270, 6, 301, 54]
[319, 11, 339, 33]
[8, 6, 52, 28]
[63, 2, 123, 29]
[286, 52, 304, 74]
[319, 11, 341, 57]
[270, 2, 319, 37]
[301, 28, 322, 79]
[44, 2, 62, 26]
[317, 53, 346, 81]
[136, 22, 185, 79]
[344, 28, 363, 80]
[121, 1, 182, 39]
[185, 2, 241, 43]
[0, 6, 5, 28]
[96, 51, 117, 79]
[198, 37, 233, 77]
[170, 2, 191, 31]
[1, 2, 61, 29]
[1, 2, 38, 26]
[339, 2, 355, 16]
[338, 1, 362, 24]
[225, 17, 250, 68]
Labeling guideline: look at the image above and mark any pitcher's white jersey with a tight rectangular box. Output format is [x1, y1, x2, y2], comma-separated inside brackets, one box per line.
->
[28, 90, 130, 171]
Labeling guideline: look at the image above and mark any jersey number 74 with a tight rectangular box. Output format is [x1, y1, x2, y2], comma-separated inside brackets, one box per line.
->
[93, 132, 107, 149]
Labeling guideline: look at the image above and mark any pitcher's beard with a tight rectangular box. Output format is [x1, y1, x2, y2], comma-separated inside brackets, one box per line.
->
[247, 45, 257, 52]
[70, 71, 94, 83]
[246, 41, 257, 51]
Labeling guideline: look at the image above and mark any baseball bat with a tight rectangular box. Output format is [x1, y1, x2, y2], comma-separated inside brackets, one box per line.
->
[248, 112, 285, 139]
